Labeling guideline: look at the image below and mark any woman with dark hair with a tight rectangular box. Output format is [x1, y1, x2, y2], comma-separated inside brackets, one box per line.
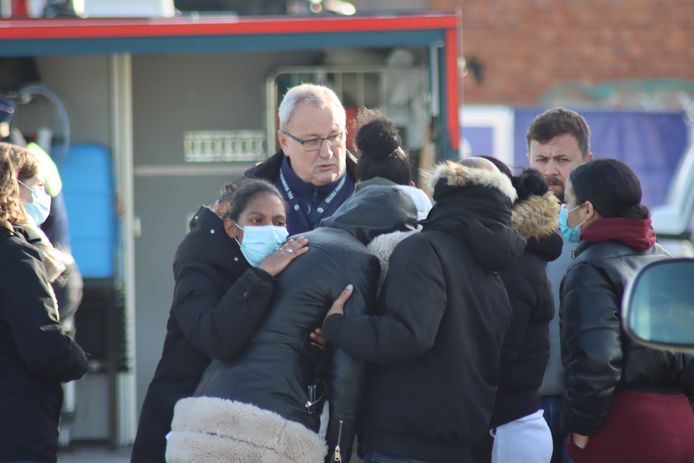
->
[167, 184, 419, 462]
[559, 158, 694, 463]
[485, 166, 561, 463]
[0, 146, 88, 463]
[132, 178, 308, 462]
[355, 110, 431, 221]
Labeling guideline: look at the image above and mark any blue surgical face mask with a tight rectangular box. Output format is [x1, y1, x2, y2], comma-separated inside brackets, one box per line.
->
[235, 223, 288, 267]
[558, 203, 586, 243]
[19, 180, 51, 225]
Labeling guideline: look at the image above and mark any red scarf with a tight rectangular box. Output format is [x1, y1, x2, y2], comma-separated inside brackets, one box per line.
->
[581, 217, 656, 251]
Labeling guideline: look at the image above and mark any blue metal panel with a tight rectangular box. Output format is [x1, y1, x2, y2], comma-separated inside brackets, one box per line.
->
[0, 30, 445, 57]
[59, 144, 116, 278]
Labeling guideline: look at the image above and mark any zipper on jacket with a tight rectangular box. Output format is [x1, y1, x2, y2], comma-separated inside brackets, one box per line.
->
[332, 419, 344, 462]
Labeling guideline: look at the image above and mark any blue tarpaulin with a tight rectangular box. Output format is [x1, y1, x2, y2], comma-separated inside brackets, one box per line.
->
[58, 144, 116, 278]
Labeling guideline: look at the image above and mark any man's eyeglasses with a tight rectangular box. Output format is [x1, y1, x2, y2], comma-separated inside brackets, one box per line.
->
[283, 130, 344, 152]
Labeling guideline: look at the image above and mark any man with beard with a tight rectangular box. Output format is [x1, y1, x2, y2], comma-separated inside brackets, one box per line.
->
[527, 107, 592, 463]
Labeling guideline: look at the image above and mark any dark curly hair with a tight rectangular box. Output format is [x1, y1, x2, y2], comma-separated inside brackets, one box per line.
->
[0, 148, 25, 230]
[214, 178, 286, 221]
[355, 109, 412, 185]
[512, 168, 549, 203]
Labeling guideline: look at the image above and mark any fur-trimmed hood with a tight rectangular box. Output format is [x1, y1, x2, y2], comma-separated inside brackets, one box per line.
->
[512, 191, 560, 240]
[166, 397, 326, 463]
[427, 160, 517, 203]
[421, 161, 525, 272]
[367, 230, 417, 289]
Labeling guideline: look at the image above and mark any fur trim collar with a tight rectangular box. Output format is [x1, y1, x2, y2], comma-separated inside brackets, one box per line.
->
[427, 161, 517, 203]
[166, 397, 326, 463]
[512, 191, 560, 240]
[367, 230, 417, 288]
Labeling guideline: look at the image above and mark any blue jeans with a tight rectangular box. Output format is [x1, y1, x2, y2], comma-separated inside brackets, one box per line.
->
[541, 394, 574, 463]
[363, 453, 431, 463]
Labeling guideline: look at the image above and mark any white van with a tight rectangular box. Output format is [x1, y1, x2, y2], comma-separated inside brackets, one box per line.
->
[652, 133, 694, 256]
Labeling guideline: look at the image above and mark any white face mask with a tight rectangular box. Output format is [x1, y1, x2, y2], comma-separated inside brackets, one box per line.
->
[19, 180, 51, 225]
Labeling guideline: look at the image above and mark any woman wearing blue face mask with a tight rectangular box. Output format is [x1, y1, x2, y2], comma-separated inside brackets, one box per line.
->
[132, 179, 309, 463]
[559, 159, 694, 463]
[6, 144, 68, 285]
[167, 184, 420, 463]
[0, 147, 88, 463]
[18, 177, 51, 225]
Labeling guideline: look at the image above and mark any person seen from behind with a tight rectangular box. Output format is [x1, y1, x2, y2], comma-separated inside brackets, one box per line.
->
[322, 158, 525, 463]
[477, 159, 561, 463]
[354, 109, 431, 221]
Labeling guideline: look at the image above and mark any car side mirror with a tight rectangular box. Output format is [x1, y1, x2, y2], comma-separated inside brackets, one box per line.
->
[622, 258, 694, 353]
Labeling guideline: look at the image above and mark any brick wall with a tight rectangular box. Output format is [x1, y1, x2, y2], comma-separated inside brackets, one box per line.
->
[430, 0, 694, 105]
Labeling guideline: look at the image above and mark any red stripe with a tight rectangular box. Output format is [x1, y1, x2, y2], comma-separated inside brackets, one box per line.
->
[0, 14, 457, 40]
[11, 0, 28, 17]
[444, 28, 460, 151]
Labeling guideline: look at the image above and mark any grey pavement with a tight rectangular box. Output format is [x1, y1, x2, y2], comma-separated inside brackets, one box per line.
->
[58, 445, 132, 463]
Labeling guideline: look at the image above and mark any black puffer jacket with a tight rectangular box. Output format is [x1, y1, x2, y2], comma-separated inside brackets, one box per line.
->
[560, 230, 693, 436]
[0, 227, 88, 463]
[491, 191, 562, 428]
[132, 206, 277, 463]
[194, 185, 419, 463]
[324, 162, 526, 463]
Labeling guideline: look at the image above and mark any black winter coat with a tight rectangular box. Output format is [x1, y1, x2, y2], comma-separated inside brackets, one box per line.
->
[324, 163, 527, 463]
[560, 237, 694, 436]
[491, 192, 562, 427]
[131, 207, 277, 463]
[244, 149, 358, 184]
[244, 150, 359, 236]
[194, 185, 418, 463]
[0, 227, 88, 463]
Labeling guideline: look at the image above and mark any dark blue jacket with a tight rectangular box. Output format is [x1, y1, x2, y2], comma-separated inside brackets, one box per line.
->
[244, 150, 357, 235]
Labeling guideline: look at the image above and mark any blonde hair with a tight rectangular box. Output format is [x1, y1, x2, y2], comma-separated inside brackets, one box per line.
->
[0, 142, 39, 182]
[0, 148, 25, 230]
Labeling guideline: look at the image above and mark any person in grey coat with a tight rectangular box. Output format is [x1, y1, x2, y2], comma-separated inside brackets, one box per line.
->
[526, 107, 593, 463]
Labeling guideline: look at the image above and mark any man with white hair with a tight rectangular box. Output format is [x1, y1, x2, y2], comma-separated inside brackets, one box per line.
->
[245, 83, 357, 235]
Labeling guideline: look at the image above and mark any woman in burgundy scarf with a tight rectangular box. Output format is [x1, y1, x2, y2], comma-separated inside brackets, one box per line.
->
[559, 158, 694, 463]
